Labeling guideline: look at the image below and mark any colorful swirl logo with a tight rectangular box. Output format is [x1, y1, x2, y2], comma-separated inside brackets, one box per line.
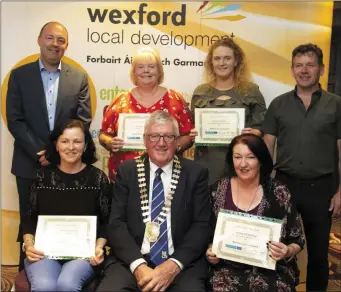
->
[197, 1, 246, 21]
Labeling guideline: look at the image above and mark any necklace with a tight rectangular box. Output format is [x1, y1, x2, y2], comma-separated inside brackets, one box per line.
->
[135, 155, 181, 242]
[235, 178, 260, 213]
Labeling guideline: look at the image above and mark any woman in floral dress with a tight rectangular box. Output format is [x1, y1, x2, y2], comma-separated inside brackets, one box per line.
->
[99, 47, 193, 182]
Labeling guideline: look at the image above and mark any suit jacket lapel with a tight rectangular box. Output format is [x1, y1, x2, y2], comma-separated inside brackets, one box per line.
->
[54, 62, 70, 126]
[170, 157, 185, 239]
[33, 60, 49, 129]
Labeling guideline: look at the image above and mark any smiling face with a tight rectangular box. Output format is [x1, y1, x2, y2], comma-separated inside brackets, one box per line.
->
[291, 52, 324, 91]
[212, 45, 237, 81]
[56, 127, 85, 166]
[134, 55, 160, 88]
[38, 23, 68, 69]
[232, 143, 260, 183]
[144, 121, 178, 168]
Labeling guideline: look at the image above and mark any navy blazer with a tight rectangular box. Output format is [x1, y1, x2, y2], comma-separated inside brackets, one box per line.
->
[6, 60, 92, 179]
[107, 155, 213, 268]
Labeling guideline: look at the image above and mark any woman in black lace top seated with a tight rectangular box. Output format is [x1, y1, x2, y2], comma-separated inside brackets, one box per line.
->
[21, 119, 111, 292]
[206, 134, 305, 291]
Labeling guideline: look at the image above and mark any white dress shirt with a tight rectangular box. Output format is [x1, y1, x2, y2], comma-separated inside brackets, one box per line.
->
[130, 159, 183, 273]
[39, 59, 60, 131]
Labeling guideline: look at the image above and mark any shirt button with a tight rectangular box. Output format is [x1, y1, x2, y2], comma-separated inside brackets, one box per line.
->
[49, 117, 52, 119]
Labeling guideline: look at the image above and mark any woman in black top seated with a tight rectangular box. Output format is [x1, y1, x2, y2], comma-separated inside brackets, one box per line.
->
[206, 134, 305, 291]
[22, 119, 111, 291]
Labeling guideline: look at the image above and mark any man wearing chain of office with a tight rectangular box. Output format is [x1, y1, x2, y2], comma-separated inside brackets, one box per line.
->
[97, 110, 213, 291]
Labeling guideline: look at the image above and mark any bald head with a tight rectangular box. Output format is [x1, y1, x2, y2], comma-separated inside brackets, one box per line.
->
[37, 21, 69, 71]
[39, 22, 68, 41]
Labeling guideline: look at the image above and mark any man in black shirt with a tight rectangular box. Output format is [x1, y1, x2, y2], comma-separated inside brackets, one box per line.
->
[262, 43, 341, 291]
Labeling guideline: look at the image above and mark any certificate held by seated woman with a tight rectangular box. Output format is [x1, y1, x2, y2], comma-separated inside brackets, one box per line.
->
[206, 133, 305, 291]
[21, 120, 112, 291]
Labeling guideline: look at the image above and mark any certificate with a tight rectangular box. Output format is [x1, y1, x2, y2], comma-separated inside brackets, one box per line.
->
[35, 215, 97, 260]
[117, 113, 150, 151]
[195, 108, 245, 146]
[212, 210, 282, 270]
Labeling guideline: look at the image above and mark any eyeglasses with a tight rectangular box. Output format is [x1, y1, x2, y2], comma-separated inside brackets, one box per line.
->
[145, 134, 177, 143]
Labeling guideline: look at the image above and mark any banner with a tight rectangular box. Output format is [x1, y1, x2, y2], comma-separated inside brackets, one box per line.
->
[0, 1, 333, 263]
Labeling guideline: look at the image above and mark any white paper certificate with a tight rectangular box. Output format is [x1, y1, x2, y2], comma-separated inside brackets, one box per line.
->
[195, 108, 245, 146]
[35, 215, 97, 260]
[117, 113, 150, 150]
[212, 210, 283, 270]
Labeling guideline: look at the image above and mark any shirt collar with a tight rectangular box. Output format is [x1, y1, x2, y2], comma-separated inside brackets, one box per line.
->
[149, 158, 173, 177]
[39, 58, 61, 72]
[294, 83, 322, 100]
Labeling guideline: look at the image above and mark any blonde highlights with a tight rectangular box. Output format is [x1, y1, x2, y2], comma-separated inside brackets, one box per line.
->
[130, 47, 164, 86]
[204, 38, 251, 93]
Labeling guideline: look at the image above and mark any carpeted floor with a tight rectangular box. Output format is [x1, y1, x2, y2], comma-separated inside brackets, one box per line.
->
[1, 266, 17, 292]
[1, 218, 340, 292]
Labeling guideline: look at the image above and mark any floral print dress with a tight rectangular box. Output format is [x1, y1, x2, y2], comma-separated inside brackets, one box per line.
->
[209, 178, 305, 292]
[101, 89, 193, 182]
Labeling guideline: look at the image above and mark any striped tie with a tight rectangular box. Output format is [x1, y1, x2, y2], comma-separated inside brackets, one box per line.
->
[150, 168, 168, 266]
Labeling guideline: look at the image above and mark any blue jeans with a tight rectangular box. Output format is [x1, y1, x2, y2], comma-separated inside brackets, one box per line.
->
[24, 258, 95, 291]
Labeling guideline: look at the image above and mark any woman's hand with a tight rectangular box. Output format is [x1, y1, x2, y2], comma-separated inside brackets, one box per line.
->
[206, 245, 220, 265]
[241, 128, 263, 137]
[107, 137, 124, 152]
[189, 128, 198, 142]
[25, 244, 44, 263]
[267, 241, 289, 261]
[90, 246, 105, 266]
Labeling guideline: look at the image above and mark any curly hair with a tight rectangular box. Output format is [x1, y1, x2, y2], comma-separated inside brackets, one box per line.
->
[204, 37, 251, 93]
[45, 119, 97, 165]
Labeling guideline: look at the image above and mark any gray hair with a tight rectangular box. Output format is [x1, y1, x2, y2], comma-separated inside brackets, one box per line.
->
[144, 110, 180, 136]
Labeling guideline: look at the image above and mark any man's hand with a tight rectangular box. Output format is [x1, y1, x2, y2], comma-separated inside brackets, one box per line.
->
[133, 264, 154, 287]
[37, 150, 49, 166]
[139, 260, 180, 292]
[329, 190, 341, 218]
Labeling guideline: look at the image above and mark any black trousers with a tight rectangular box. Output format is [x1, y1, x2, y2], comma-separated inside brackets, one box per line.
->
[275, 171, 333, 292]
[96, 256, 208, 292]
[16, 176, 35, 271]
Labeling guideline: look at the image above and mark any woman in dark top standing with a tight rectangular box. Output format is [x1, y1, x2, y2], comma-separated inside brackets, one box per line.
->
[190, 38, 267, 185]
[22, 119, 111, 291]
